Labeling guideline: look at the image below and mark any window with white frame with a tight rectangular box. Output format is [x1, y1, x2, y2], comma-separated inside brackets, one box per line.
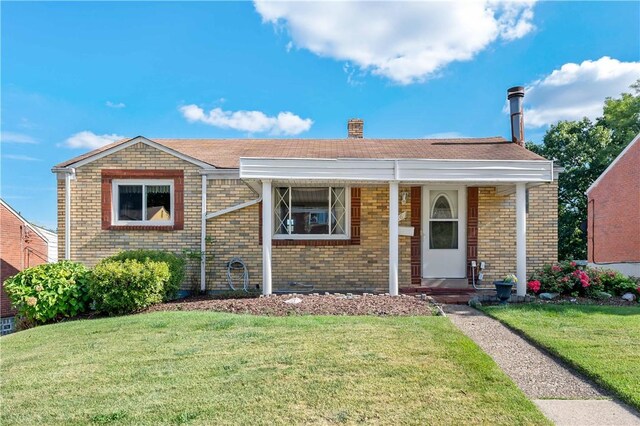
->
[274, 186, 349, 238]
[112, 179, 174, 225]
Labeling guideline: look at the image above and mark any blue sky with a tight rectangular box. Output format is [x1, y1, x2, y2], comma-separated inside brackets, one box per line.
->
[1, 1, 639, 229]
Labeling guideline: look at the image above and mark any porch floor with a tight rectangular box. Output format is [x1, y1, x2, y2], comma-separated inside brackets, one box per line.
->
[400, 279, 495, 304]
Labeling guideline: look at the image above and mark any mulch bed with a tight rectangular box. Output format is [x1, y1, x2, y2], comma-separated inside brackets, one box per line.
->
[146, 293, 434, 316]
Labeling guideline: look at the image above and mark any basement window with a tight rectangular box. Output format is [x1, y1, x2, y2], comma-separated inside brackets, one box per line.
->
[112, 179, 174, 226]
[273, 186, 349, 239]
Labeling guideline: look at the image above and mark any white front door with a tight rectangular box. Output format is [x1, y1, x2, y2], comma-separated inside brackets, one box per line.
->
[422, 186, 467, 278]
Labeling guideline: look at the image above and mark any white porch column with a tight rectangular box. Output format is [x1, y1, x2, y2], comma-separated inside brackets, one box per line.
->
[516, 182, 527, 296]
[389, 181, 399, 296]
[262, 180, 273, 295]
[200, 175, 207, 293]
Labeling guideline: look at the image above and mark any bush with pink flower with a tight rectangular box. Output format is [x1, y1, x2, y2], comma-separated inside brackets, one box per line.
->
[527, 260, 637, 299]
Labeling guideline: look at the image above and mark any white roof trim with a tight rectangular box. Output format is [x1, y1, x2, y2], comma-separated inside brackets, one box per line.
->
[586, 132, 640, 195]
[240, 157, 554, 183]
[54, 136, 216, 171]
[0, 198, 49, 241]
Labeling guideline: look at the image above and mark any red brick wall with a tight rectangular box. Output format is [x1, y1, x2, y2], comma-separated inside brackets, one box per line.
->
[1, 204, 49, 317]
[588, 139, 640, 263]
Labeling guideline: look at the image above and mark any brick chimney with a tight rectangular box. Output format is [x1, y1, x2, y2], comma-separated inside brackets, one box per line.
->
[507, 86, 525, 146]
[347, 119, 364, 138]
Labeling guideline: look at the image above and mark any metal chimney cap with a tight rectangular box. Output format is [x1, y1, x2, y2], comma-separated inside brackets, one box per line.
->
[507, 86, 525, 99]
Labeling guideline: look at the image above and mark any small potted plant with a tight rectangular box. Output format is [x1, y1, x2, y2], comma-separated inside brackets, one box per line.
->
[494, 274, 517, 304]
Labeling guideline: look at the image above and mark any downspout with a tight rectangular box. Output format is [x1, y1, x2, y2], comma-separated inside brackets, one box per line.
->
[200, 175, 207, 292]
[205, 181, 262, 220]
[64, 169, 75, 260]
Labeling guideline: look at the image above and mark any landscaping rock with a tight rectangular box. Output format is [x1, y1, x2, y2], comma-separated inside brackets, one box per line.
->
[621, 292, 636, 302]
[284, 297, 303, 304]
[468, 297, 482, 308]
[596, 291, 612, 299]
[539, 293, 558, 300]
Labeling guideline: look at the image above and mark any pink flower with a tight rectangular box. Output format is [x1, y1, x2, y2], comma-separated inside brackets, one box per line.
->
[551, 265, 562, 272]
[570, 261, 577, 267]
[527, 280, 541, 293]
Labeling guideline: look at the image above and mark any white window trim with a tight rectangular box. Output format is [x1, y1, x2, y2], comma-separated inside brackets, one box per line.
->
[272, 186, 351, 240]
[112, 179, 175, 226]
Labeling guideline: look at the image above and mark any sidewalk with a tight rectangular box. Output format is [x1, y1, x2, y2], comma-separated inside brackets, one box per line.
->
[444, 304, 640, 426]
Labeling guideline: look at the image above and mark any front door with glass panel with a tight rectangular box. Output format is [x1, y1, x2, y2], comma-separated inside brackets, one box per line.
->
[422, 186, 467, 278]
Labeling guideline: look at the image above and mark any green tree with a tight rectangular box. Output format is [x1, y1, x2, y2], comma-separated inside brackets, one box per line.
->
[598, 80, 640, 154]
[527, 81, 639, 260]
[528, 121, 611, 260]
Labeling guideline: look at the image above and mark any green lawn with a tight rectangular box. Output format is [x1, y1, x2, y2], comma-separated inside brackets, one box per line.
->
[1, 312, 548, 425]
[484, 304, 640, 411]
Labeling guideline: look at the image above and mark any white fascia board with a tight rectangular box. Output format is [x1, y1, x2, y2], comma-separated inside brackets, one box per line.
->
[200, 169, 240, 179]
[240, 157, 554, 183]
[586, 132, 639, 195]
[54, 136, 216, 171]
[241, 158, 396, 181]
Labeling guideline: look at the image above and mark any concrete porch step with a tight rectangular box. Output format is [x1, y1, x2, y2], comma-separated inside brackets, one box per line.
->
[421, 278, 469, 289]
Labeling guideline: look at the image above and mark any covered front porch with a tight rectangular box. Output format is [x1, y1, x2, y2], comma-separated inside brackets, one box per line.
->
[239, 157, 555, 297]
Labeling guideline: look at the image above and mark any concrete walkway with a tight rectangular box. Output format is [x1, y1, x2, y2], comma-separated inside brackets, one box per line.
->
[444, 304, 640, 426]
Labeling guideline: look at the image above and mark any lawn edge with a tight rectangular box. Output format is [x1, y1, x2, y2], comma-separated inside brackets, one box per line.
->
[480, 306, 640, 414]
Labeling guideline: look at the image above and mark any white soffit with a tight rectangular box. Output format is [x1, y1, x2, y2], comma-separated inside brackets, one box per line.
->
[239, 158, 554, 183]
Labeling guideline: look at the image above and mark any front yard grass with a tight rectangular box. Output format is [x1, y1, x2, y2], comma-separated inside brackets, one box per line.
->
[484, 304, 640, 411]
[1, 312, 548, 425]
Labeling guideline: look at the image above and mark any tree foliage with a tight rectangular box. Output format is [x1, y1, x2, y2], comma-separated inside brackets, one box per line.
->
[527, 81, 639, 260]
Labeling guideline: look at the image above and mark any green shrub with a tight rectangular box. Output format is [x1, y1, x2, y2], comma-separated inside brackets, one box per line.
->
[3, 261, 91, 323]
[106, 250, 185, 300]
[89, 259, 170, 315]
[597, 269, 639, 296]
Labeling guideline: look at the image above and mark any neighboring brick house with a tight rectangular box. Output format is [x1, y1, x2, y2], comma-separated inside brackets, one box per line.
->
[587, 133, 640, 277]
[53, 87, 559, 297]
[1, 199, 57, 334]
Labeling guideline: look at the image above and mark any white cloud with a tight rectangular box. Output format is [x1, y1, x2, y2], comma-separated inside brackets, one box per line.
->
[3, 154, 41, 161]
[0, 131, 37, 144]
[106, 101, 126, 108]
[254, 1, 536, 84]
[523, 57, 640, 128]
[179, 105, 313, 135]
[63, 131, 125, 149]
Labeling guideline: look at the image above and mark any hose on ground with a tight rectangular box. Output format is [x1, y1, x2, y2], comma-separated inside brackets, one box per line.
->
[226, 257, 249, 292]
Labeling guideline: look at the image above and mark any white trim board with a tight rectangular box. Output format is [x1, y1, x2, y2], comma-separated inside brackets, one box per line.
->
[53, 136, 216, 172]
[586, 132, 640, 195]
[240, 157, 555, 183]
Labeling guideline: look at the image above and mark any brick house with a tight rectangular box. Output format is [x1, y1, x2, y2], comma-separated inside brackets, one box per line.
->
[1, 199, 57, 334]
[53, 87, 559, 297]
[586, 133, 640, 277]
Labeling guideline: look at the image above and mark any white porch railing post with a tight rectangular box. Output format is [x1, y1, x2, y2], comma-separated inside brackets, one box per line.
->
[516, 182, 527, 296]
[389, 181, 399, 296]
[262, 180, 273, 295]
